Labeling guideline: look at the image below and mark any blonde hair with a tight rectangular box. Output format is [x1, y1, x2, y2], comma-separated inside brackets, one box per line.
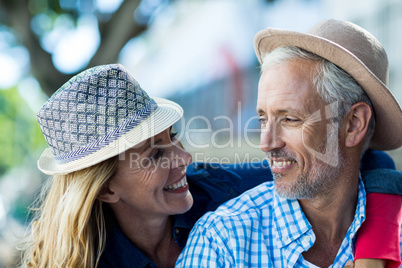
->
[19, 156, 118, 268]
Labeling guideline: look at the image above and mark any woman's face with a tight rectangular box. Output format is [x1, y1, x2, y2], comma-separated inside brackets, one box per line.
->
[107, 127, 193, 220]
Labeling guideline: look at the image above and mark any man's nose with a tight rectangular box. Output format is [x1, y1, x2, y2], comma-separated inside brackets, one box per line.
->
[260, 120, 285, 153]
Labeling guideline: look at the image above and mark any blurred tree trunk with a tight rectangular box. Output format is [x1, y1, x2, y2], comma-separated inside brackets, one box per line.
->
[0, 0, 146, 96]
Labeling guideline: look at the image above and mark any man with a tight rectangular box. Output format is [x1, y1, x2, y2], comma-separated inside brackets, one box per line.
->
[176, 19, 402, 267]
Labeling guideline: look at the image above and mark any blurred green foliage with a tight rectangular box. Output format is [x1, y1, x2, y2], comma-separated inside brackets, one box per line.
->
[0, 87, 46, 175]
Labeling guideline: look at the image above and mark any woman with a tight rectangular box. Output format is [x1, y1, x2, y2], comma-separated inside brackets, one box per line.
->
[19, 64, 269, 267]
[19, 64, 401, 267]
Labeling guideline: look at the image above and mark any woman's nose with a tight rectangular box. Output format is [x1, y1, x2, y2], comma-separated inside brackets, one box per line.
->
[171, 146, 192, 168]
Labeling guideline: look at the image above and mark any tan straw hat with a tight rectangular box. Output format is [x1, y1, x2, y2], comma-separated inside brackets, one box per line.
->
[37, 64, 183, 175]
[254, 19, 402, 150]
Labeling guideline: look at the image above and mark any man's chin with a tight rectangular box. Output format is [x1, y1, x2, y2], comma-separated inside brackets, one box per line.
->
[273, 176, 319, 200]
[274, 181, 298, 200]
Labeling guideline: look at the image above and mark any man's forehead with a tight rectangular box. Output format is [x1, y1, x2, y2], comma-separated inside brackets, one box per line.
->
[261, 60, 321, 89]
[257, 88, 297, 100]
[257, 78, 325, 115]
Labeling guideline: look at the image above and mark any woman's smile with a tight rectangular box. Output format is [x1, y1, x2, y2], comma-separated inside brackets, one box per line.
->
[164, 175, 188, 192]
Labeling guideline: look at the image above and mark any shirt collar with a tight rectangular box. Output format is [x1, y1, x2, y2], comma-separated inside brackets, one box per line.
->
[100, 219, 157, 268]
[272, 177, 366, 249]
[173, 213, 194, 248]
[273, 194, 312, 248]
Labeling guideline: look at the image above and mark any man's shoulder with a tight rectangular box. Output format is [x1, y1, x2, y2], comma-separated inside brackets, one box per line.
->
[194, 181, 276, 230]
[219, 181, 276, 212]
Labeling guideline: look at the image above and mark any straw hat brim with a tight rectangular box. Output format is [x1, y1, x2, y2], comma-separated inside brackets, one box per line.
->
[38, 97, 183, 175]
[254, 28, 402, 150]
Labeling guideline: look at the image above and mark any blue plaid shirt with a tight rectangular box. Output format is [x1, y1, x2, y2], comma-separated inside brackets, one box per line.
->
[176, 179, 367, 268]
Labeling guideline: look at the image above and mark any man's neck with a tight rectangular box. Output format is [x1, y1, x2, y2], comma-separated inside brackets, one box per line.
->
[299, 172, 360, 267]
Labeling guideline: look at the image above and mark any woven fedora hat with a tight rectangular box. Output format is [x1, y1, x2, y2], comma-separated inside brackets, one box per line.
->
[254, 19, 402, 150]
[37, 64, 183, 175]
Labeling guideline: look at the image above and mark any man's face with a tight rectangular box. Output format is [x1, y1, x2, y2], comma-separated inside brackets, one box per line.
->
[256, 59, 344, 199]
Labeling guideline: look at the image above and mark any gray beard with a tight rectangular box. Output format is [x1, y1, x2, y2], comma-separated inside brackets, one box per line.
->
[273, 158, 343, 200]
[272, 128, 345, 200]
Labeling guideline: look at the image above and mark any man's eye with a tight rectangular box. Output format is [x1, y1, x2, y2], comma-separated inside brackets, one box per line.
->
[258, 117, 267, 124]
[284, 117, 299, 122]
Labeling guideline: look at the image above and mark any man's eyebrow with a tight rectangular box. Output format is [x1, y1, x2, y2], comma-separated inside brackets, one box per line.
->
[277, 109, 290, 114]
[256, 108, 301, 115]
[257, 108, 290, 113]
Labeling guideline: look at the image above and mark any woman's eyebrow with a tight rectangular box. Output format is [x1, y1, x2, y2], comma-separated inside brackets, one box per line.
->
[139, 138, 164, 154]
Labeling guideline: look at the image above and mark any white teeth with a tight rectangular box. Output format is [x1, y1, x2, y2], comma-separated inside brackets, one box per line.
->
[164, 177, 187, 191]
[272, 160, 295, 167]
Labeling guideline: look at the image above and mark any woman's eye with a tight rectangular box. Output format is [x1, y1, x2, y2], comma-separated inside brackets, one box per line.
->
[151, 149, 164, 160]
[170, 131, 178, 141]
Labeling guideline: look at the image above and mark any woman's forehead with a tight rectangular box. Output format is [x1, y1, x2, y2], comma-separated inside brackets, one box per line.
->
[124, 127, 172, 154]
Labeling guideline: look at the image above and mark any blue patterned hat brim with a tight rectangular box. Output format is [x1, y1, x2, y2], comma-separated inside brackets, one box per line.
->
[38, 97, 183, 175]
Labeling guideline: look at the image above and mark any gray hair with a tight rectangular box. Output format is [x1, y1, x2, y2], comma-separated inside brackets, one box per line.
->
[261, 46, 375, 153]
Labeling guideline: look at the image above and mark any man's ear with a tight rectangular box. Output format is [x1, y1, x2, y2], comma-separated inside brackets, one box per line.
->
[343, 102, 372, 148]
[97, 183, 119, 203]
